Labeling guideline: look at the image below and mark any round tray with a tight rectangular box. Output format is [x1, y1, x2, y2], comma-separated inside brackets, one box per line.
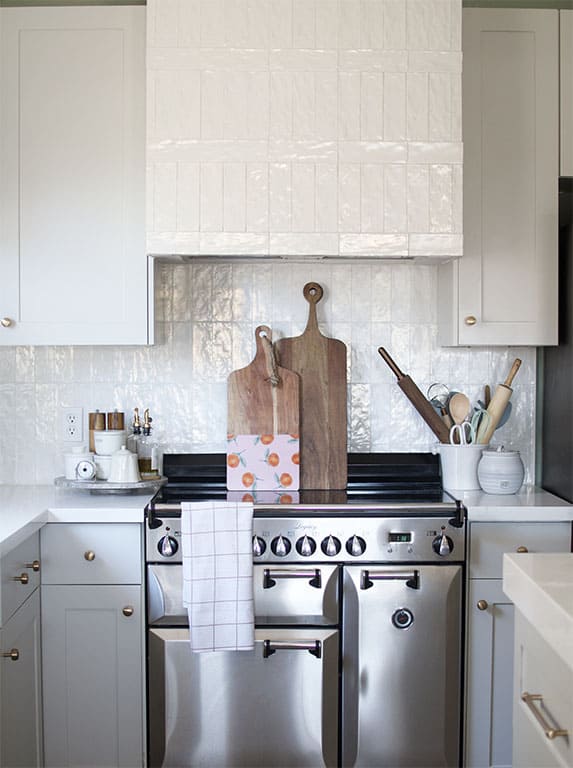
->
[54, 476, 167, 493]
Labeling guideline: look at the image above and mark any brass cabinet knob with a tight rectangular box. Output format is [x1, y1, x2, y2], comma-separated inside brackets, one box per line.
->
[464, 315, 477, 326]
[122, 606, 134, 617]
[2, 649, 19, 661]
[477, 599, 489, 611]
[84, 551, 96, 562]
[516, 546, 529, 553]
[12, 573, 29, 585]
[25, 560, 40, 572]
[1, 317, 13, 328]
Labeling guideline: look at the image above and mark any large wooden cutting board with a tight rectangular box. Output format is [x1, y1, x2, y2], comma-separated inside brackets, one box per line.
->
[227, 325, 299, 437]
[275, 283, 347, 489]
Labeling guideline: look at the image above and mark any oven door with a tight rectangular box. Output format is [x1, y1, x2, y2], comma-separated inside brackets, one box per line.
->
[342, 564, 462, 767]
[148, 627, 339, 768]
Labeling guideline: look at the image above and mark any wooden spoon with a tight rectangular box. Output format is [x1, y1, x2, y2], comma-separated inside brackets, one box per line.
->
[449, 392, 470, 426]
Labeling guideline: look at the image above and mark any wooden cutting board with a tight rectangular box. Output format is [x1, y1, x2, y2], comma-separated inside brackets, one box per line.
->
[227, 325, 299, 437]
[275, 283, 347, 489]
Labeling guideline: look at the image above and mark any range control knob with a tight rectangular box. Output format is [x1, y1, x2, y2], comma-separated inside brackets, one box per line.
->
[346, 535, 366, 557]
[271, 535, 291, 557]
[296, 535, 316, 557]
[158, 536, 178, 558]
[252, 536, 266, 557]
[321, 536, 341, 557]
[432, 532, 454, 557]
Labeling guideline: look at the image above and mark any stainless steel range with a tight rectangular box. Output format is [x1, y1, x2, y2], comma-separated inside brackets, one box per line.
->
[146, 453, 466, 768]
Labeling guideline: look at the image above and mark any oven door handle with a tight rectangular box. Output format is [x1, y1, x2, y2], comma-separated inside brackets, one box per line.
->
[360, 568, 420, 590]
[263, 568, 322, 589]
[262, 639, 322, 659]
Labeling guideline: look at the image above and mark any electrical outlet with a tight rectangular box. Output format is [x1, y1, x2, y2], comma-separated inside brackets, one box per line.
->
[61, 407, 84, 443]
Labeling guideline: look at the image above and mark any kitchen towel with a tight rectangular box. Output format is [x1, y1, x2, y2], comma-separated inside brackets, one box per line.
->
[181, 501, 254, 652]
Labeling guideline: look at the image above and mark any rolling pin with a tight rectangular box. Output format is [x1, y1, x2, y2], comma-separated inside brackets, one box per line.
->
[476, 358, 522, 444]
[378, 347, 450, 443]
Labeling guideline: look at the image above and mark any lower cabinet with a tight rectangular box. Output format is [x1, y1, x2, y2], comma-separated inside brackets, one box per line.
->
[0, 590, 43, 768]
[41, 523, 145, 768]
[464, 521, 572, 768]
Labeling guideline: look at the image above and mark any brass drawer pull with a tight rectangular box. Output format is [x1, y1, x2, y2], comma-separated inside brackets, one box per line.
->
[464, 315, 477, 326]
[25, 560, 40, 572]
[516, 546, 529, 553]
[521, 692, 569, 739]
[2, 649, 19, 661]
[84, 551, 96, 562]
[1, 317, 13, 328]
[477, 599, 488, 611]
[12, 573, 29, 585]
[122, 606, 134, 617]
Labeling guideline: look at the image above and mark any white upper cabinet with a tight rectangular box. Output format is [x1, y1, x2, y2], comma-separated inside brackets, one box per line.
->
[562, 10, 573, 177]
[439, 9, 558, 346]
[0, 7, 149, 346]
[146, 0, 463, 261]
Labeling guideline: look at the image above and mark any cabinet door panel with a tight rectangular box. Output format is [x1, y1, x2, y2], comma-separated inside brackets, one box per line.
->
[465, 579, 514, 768]
[42, 585, 144, 768]
[561, 11, 573, 177]
[0, 7, 147, 346]
[0, 590, 43, 768]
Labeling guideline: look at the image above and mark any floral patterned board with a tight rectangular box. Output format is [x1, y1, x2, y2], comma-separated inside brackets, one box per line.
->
[226, 434, 300, 492]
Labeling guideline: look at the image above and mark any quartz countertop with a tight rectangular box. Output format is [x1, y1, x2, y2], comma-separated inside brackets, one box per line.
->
[503, 552, 573, 673]
[449, 485, 573, 522]
[0, 485, 155, 556]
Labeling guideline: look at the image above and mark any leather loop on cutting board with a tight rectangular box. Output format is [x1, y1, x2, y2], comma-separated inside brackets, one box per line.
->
[258, 327, 280, 387]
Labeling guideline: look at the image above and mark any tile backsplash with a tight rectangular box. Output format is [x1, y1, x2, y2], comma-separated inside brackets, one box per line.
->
[0, 261, 535, 485]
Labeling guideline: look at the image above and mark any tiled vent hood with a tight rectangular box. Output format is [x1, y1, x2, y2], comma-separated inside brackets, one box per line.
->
[146, 0, 462, 262]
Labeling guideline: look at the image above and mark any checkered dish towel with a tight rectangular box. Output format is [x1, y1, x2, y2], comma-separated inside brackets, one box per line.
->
[181, 501, 254, 652]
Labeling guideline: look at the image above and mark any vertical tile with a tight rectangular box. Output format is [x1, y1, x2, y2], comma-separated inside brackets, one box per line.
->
[154, 71, 201, 139]
[339, 1, 361, 49]
[246, 163, 269, 232]
[225, 0, 248, 47]
[383, 165, 407, 233]
[452, 163, 463, 233]
[315, 0, 339, 49]
[149, 0, 179, 47]
[429, 164, 453, 233]
[223, 163, 247, 232]
[200, 0, 226, 46]
[293, 72, 315, 139]
[247, 0, 270, 49]
[315, 72, 338, 140]
[339, 72, 361, 140]
[361, 73, 384, 141]
[361, 164, 384, 233]
[429, 72, 452, 141]
[291, 163, 316, 232]
[154, 163, 178, 232]
[269, 163, 292, 231]
[178, 0, 202, 47]
[224, 71, 249, 139]
[293, 0, 316, 48]
[177, 163, 201, 231]
[200, 163, 224, 231]
[315, 164, 338, 232]
[269, 0, 293, 48]
[370, 267, 392, 322]
[201, 71, 226, 138]
[383, 73, 406, 140]
[383, 0, 406, 50]
[360, 0, 384, 50]
[338, 164, 361, 233]
[247, 72, 270, 140]
[406, 164, 429, 233]
[406, 73, 428, 140]
[270, 71, 293, 139]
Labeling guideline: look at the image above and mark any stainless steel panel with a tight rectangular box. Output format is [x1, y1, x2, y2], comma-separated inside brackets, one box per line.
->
[147, 564, 339, 625]
[342, 564, 462, 767]
[148, 627, 339, 768]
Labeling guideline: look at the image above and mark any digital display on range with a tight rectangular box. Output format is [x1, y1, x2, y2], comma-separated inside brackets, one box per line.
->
[389, 532, 412, 543]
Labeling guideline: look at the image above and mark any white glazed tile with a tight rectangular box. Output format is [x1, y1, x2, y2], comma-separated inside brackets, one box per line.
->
[406, 164, 430, 233]
[339, 1, 362, 49]
[383, 73, 406, 140]
[408, 142, 462, 164]
[246, 0, 270, 49]
[315, 0, 339, 49]
[390, 266, 412, 324]
[339, 51, 407, 73]
[293, 72, 316, 139]
[429, 73, 452, 141]
[406, 73, 428, 140]
[223, 163, 247, 232]
[177, 163, 201, 231]
[270, 72, 294, 139]
[223, 71, 249, 139]
[293, 0, 316, 49]
[339, 234, 408, 256]
[246, 163, 270, 232]
[200, 163, 224, 232]
[154, 70, 201, 139]
[361, 165, 384, 234]
[247, 72, 271, 140]
[338, 142, 407, 164]
[383, 165, 407, 233]
[153, 163, 178, 232]
[315, 72, 338, 140]
[0, 348, 16, 384]
[200, 0, 226, 47]
[269, 163, 292, 232]
[338, 164, 361, 233]
[291, 164, 316, 232]
[338, 73, 362, 141]
[172, 264, 193, 321]
[360, 1, 384, 50]
[149, 0, 179, 47]
[201, 71, 226, 138]
[361, 73, 384, 141]
[147, 232, 201, 255]
[409, 233, 462, 257]
[178, 0, 202, 47]
[452, 163, 463, 233]
[429, 164, 453, 233]
[370, 271, 392, 322]
[349, 383, 371, 450]
[350, 266, 373, 323]
[148, 140, 268, 164]
[199, 233, 269, 254]
[383, 0, 406, 50]
[269, 0, 293, 48]
[270, 50, 338, 71]
[408, 51, 462, 73]
[225, 0, 249, 48]
[269, 233, 339, 256]
[451, 73, 462, 141]
[315, 164, 338, 233]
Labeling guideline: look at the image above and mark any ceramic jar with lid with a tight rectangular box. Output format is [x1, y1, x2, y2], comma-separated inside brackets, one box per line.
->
[477, 446, 525, 494]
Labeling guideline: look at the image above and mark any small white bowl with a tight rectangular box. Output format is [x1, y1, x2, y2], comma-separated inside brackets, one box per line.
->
[94, 454, 112, 480]
[94, 430, 126, 456]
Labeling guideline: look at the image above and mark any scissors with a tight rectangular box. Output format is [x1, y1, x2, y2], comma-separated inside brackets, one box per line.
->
[449, 420, 475, 445]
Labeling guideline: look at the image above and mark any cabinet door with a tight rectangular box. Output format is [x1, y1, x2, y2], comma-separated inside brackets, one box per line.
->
[42, 585, 144, 768]
[0, 7, 148, 346]
[561, 11, 573, 177]
[0, 590, 43, 768]
[439, 9, 558, 346]
[465, 579, 514, 768]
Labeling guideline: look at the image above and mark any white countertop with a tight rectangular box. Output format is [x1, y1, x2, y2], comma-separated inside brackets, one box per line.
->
[450, 485, 573, 522]
[503, 552, 573, 673]
[0, 485, 154, 556]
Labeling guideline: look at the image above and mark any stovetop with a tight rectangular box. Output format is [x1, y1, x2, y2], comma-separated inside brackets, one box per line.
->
[150, 452, 463, 518]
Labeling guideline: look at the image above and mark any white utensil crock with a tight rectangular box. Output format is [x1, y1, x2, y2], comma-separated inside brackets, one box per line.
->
[433, 443, 484, 491]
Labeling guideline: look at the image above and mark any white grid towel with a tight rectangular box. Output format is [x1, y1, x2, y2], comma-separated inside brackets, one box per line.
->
[181, 501, 254, 652]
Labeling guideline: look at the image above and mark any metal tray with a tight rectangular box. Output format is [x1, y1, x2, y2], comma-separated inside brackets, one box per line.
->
[54, 476, 167, 493]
